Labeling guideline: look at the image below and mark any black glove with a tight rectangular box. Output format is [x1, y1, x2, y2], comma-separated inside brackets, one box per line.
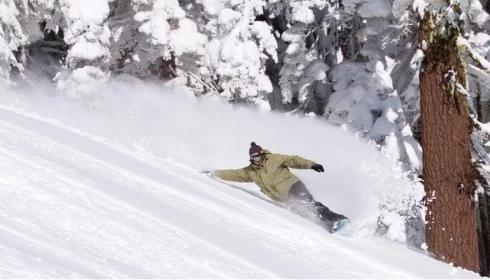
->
[311, 163, 324, 172]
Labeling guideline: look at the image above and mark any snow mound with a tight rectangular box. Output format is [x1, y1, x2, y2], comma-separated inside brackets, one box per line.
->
[0, 81, 479, 278]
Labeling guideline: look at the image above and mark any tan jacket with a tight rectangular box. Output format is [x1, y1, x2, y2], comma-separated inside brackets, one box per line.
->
[214, 150, 316, 201]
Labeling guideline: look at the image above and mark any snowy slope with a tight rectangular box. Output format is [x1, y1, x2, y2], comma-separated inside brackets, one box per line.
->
[0, 83, 480, 278]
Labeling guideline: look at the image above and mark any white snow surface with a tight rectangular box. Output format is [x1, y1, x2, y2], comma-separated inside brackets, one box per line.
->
[0, 81, 481, 278]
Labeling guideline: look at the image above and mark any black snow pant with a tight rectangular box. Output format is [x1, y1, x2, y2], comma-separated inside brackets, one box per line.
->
[286, 181, 347, 231]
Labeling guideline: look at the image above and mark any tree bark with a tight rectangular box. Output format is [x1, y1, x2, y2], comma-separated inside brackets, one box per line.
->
[419, 11, 480, 272]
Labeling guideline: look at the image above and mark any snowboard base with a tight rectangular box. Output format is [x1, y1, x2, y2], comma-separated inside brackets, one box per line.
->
[330, 218, 350, 233]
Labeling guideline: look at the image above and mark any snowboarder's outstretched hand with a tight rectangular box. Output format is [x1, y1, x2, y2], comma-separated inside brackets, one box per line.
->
[311, 163, 324, 172]
[201, 170, 214, 177]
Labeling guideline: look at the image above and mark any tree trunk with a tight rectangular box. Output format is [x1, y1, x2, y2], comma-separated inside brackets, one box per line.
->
[419, 11, 480, 272]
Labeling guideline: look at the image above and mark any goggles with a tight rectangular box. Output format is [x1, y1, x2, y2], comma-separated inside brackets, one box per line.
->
[251, 154, 263, 162]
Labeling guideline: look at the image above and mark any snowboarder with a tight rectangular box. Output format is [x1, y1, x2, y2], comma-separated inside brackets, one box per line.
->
[204, 142, 349, 233]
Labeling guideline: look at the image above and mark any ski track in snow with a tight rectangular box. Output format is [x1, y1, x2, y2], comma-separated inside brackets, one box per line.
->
[0, 105, 479, 278]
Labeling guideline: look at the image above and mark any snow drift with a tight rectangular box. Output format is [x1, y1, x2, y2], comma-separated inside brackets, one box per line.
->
[7, 79, 422, 237]
[0, 80, 478, 277]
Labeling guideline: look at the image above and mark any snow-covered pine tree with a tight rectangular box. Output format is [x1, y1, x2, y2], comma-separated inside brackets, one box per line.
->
[54, 0, 113, 98]
[262, 0, 423, 173]
[108, 0, 207, 83]
[188, 0, 277, 106]
[2, 0, 112, 97]
[8, 0, 65, 84]
[0, 0, 26, 87]
[418, 0, 490, 273]
[265, 0, 338, 114]
[323, 0, 423, 174]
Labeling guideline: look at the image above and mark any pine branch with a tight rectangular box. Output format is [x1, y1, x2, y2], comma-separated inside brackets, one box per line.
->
[457, 36, 490, 72]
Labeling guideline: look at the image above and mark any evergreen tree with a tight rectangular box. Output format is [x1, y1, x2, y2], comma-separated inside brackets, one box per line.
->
[108, 0, 207, 81]
[418, 0, 490, 273]
[266, 0, 339, 113]
[0, 0, 25, 86]
[193, 0, 277, 105]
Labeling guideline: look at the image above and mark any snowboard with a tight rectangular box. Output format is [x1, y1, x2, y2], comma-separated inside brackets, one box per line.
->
[329, 218, 350, 233]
